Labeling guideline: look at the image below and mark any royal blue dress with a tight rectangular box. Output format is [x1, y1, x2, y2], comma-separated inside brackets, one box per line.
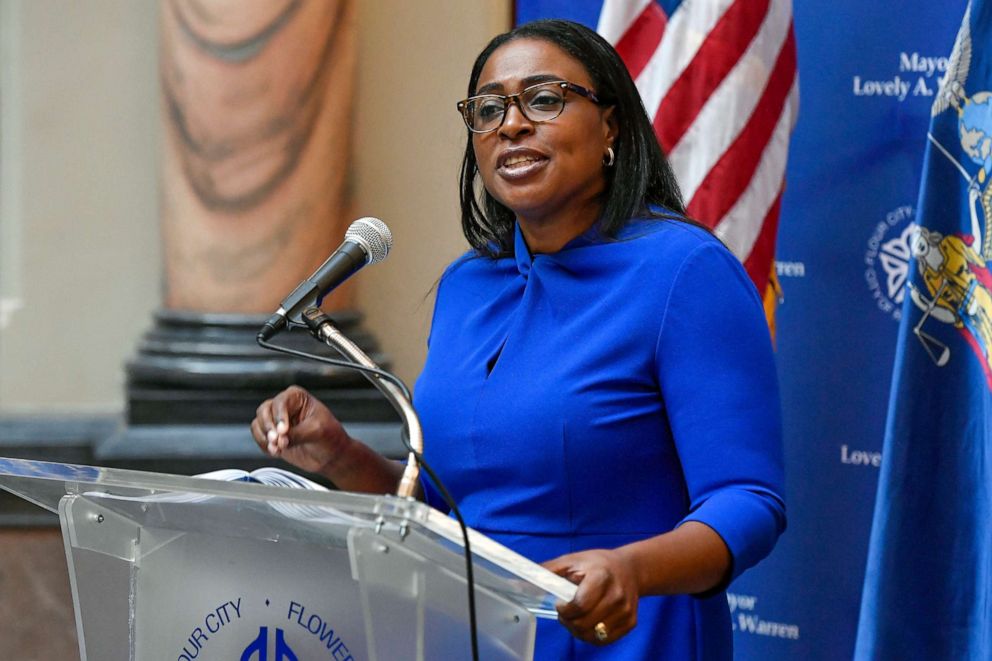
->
[413, 217, 786, 660]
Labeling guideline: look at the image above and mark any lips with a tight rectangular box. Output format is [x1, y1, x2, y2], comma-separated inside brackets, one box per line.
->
[496, 148, 549, 180]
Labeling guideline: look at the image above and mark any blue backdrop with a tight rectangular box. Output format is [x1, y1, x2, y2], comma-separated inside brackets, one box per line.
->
[740, 2, 964, 657]
[516, 1, 967, 657]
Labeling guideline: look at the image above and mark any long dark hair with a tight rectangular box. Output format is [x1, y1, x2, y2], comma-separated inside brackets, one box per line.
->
[459, 19, 686, 257]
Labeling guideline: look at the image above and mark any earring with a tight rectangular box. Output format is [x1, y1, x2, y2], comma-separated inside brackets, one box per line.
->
[603, 147, 615, 167]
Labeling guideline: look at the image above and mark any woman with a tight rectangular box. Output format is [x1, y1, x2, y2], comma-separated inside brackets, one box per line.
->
[251, 19, 785, 660]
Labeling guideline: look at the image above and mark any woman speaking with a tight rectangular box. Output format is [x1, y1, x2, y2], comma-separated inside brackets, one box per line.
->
[251, 19, 785, 660]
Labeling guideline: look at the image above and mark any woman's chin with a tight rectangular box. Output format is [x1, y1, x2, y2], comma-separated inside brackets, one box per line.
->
[489, 183, 558, 220]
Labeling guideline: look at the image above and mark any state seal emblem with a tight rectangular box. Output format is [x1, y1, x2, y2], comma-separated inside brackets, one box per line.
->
[908, 4, 992, 389]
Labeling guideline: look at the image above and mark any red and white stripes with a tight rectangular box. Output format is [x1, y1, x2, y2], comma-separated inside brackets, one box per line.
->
[598, 0, 798, 296]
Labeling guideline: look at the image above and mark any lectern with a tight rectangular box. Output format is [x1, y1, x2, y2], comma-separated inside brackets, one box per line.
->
[0, 457, 576, 660]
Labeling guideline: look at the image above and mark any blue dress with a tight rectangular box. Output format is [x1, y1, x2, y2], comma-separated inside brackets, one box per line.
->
[413, 217, 786, 660]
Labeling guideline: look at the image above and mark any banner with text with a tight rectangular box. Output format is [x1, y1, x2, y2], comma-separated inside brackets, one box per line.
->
[516, 1, 966, 658]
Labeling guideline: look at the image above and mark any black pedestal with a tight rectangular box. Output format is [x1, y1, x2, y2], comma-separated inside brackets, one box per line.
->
[125, 309, 399, 425]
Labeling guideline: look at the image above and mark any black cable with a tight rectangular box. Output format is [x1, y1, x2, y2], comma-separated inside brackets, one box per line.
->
[408, 447, 479, 661]
[258, 330, 481, 661]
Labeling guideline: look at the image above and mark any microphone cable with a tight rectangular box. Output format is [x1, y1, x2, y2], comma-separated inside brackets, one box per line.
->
[257, 332, 481, 661]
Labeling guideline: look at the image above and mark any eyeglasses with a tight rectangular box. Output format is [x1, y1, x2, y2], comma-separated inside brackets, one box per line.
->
[456, 80, 602, 134]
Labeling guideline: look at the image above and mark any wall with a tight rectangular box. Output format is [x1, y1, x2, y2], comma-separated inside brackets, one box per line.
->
[0, 0, 161, 412]
[352, 2, 511, 386]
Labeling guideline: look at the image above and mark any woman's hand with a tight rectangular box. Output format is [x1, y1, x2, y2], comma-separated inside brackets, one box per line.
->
[250, 385, 404, 494]
[543, 548, 641, 645]
[250, 385, 350, 475]
[542, 524, 732, 646]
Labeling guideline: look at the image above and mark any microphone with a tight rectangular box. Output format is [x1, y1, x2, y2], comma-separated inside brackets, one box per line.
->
[257, 217, 392, 341]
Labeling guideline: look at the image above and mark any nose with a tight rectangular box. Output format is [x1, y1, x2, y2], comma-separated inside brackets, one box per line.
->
[498, 99, 534, 139]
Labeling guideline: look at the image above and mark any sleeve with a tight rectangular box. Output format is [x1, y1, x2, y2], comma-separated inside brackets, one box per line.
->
[655, 240, 786, 585]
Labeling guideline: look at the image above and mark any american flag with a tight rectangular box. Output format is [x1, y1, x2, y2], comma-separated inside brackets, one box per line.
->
[520, 0, 799, 327]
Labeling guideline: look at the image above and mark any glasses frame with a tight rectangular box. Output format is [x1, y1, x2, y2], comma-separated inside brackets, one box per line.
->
[456, 80, 602, 134]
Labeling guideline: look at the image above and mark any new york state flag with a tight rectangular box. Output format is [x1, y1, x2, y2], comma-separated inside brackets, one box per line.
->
[856, 1, 992, 658]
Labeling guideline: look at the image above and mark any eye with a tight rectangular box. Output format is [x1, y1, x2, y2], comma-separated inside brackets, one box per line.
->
[527, 89, 564, 111]
[475, 98, 505, 121]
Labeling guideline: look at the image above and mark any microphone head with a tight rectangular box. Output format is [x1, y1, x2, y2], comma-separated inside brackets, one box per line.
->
[345, 217, 392, 265]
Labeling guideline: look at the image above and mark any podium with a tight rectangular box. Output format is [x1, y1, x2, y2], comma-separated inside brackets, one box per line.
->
[0, 457, 576, 660]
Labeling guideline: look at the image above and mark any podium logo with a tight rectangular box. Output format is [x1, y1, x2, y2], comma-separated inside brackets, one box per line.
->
[241, 626, 298, 661]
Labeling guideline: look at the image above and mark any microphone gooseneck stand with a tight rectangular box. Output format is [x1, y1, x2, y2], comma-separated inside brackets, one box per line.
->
[257, 308, 481, 661]
[301, 308, 422, 499]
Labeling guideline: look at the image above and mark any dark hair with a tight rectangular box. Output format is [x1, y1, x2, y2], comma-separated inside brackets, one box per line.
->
[459, 19, 686, 257]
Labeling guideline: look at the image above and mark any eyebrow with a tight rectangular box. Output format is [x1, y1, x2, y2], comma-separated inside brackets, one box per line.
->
[475, 73, 564, 95]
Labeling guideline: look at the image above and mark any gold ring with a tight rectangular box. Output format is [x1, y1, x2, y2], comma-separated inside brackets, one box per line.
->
[594, 622, 608, 642]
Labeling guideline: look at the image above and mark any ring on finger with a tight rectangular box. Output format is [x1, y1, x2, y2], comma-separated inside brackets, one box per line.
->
[594, 622, 608, 642]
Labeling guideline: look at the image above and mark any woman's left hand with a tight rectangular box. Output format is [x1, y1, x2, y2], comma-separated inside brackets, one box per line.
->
[543, 548, 640, 645]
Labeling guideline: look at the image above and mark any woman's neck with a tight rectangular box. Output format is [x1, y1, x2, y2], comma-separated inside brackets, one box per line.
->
[517, 206, 601, 254]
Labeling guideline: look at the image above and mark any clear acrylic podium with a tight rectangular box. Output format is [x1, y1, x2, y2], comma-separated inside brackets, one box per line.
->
[0, 457, 577, 660]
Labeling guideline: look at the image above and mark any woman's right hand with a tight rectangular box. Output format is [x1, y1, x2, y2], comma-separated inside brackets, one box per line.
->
[250, 385, 350, 475]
